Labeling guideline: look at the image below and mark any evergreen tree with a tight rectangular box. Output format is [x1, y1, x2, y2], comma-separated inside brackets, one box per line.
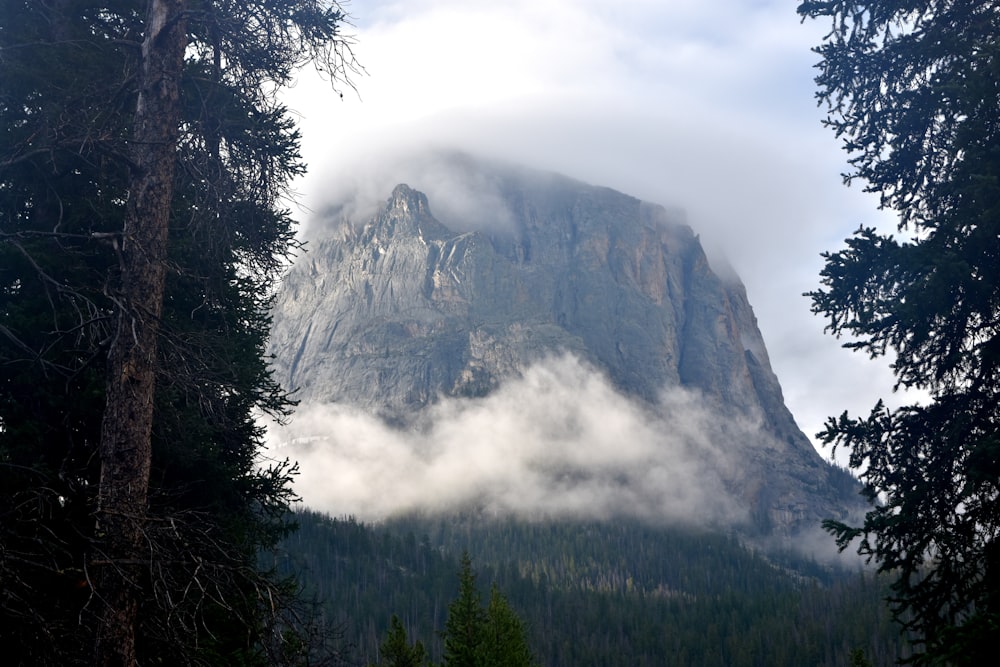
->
[437, 552, 536, 667]
[851, 648, 875, 667]
[798, 1, 1000, 664]
[372, 615, 428, 667]
[481, 584, 536, 667]
[442, 552, 487, 667]
[0, 1, 357, 663]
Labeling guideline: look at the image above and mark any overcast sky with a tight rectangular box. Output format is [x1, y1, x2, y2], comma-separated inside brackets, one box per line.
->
[277, 0, 912, 466]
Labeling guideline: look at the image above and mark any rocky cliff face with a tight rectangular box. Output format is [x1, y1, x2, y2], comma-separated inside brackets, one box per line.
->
[268, 160, 858, 536]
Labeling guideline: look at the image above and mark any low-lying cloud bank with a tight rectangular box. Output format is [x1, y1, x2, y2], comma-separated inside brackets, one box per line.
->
[264, 355, 777, 527]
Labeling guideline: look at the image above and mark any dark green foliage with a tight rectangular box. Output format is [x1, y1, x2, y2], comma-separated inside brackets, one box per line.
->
[481, 585, 535, 667]
[798, 2, 1000, 663]
[371, 615, 428, 667]
[851, 648, 875, 667]
[280, 511, 906, 666]
[438, 554, 536, 667]
[366, 554, 535, 667]
[0, 1, 356, 663]
[273, 514, 456, 663]
[442, 553, 488, 667]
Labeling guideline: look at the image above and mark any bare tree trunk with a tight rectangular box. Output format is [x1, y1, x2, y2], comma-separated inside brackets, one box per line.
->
[95, 2, 187, 665]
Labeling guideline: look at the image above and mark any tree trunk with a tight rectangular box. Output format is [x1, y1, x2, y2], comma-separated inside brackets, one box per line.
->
[95, 2, 187, 665]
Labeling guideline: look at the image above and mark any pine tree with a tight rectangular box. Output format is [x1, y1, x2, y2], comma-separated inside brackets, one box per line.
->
[372, 615, 428, 667]
[442, 552, 487, 667]
[0, 1, 357, 663]
[437, 553, 536, 667]
[481, 584, 536, 667]
[798, 1, 1000, 664]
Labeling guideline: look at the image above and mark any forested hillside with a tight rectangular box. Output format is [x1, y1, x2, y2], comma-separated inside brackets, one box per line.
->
[275, 510, 906, 666]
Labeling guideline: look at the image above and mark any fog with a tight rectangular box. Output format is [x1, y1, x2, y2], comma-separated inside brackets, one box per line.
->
[266, 354, 755, 527]
[306, 150, 523, 237]
[277, 0, 922, 467]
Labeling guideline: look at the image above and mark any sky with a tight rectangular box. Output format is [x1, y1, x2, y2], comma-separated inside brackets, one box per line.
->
[268, 0, 913, 524]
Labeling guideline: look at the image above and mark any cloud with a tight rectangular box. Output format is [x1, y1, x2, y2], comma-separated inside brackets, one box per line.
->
[265, 354, 751, 526]
[277, 0, 921, 470]
[303, 150, 520, 237]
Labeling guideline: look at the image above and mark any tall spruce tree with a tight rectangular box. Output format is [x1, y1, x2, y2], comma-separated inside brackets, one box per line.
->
[442, 552, 487, 667]
[481, 585, 536, 667]
[0, 1, 357, 664]
[798, 1, 1000, 664]
[437, 553, 536, 667]
[371, 615, 428, 667]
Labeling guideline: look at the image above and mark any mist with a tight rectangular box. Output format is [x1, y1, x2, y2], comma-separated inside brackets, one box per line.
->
[276, 0, 920, 468]
[300, 149, 531, 239]
[264, 354, 776, 527]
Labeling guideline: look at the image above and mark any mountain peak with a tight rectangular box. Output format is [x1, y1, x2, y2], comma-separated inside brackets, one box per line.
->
[389, 183, 430, 215]
[268, 157, 862, 537]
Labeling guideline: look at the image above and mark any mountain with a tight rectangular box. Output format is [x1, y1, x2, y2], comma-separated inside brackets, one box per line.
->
[267, 155, 860, 537]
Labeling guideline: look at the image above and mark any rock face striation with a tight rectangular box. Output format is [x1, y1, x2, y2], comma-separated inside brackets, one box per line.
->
[268, 159, 858, 536]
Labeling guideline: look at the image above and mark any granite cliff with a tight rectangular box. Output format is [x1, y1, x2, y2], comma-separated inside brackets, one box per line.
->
[268, 159, 858, 536]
